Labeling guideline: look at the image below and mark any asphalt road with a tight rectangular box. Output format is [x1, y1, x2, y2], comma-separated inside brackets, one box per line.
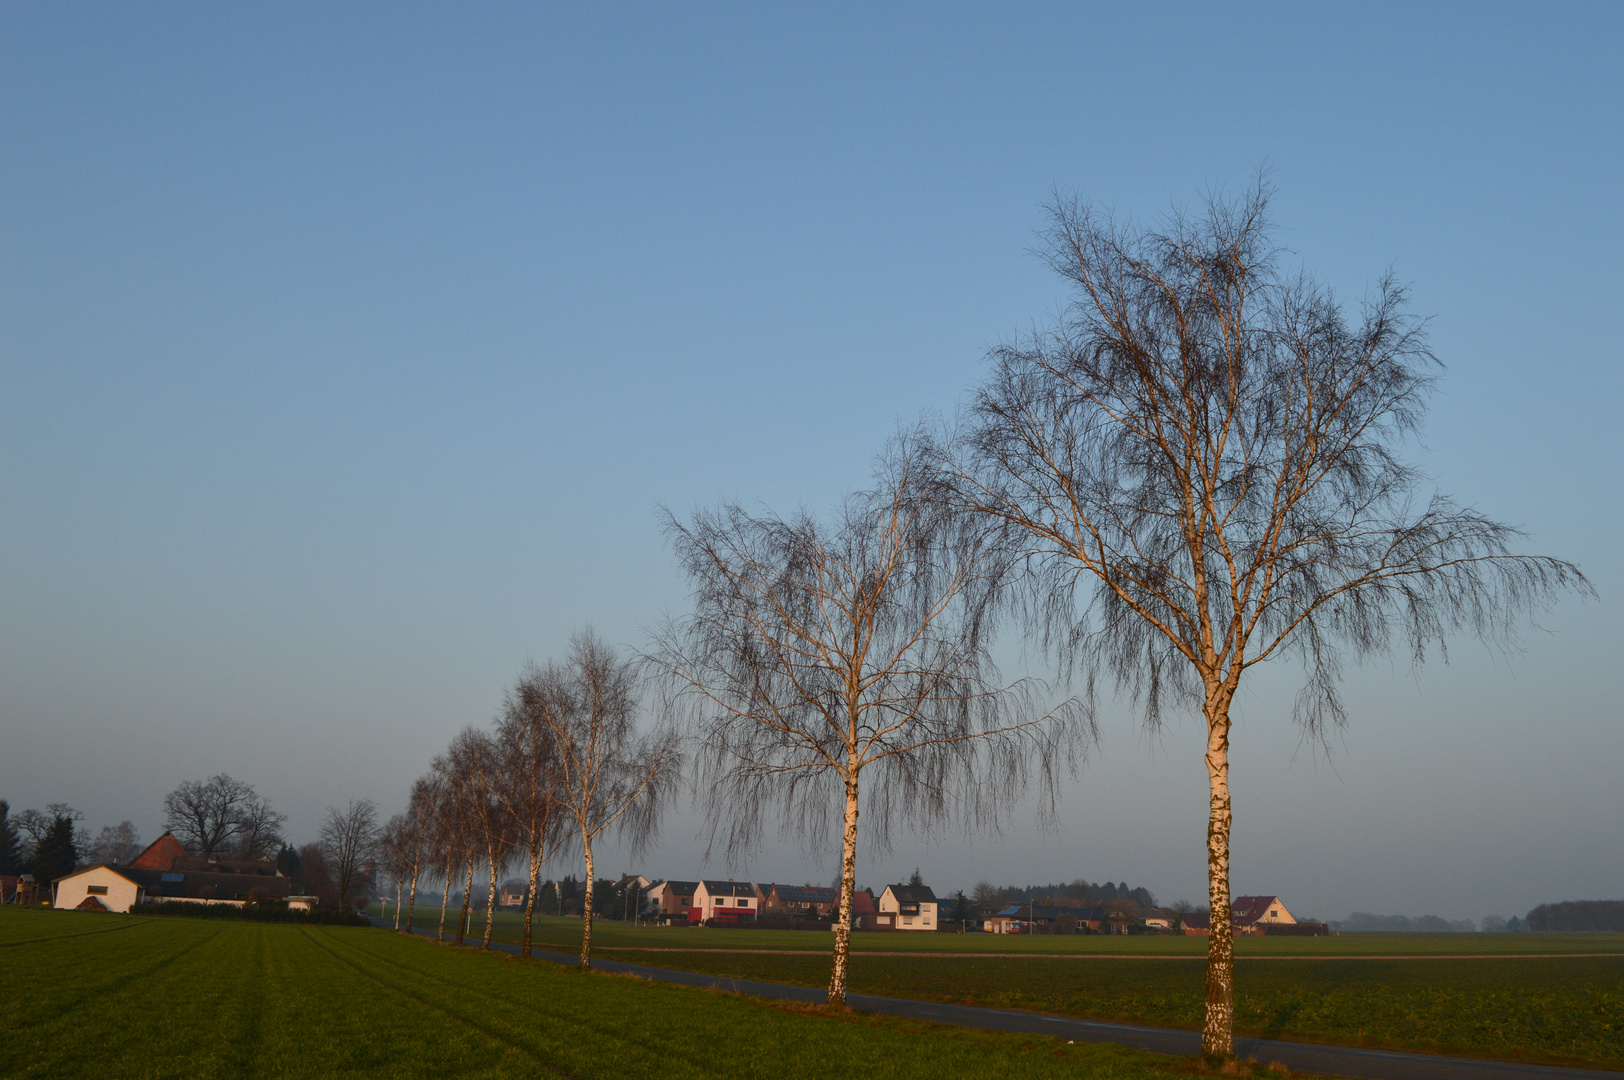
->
[373, 919, 1622, 1080]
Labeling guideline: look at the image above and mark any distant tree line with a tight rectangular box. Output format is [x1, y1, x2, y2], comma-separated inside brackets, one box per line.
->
[970, 878, 1157, 914]
[1337, 911, 1480, 933]
[1526, 901, 1624, 933]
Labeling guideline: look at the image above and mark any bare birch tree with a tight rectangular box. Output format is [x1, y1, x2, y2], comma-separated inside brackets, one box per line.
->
[534, 632, 680, 968]
[400, 775, 435, 934]
[654, 434, 1086, 1005]
[380, 797, 430, 932]
[449, 726, 516, 950]
[496, 672, 566, 957]
[958, 181, 1589, 1057]
[424, 753, 471, 942]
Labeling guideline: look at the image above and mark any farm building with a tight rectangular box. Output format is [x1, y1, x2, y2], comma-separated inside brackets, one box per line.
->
[876, 883, 937, 930]
[51, 865, 147, 912]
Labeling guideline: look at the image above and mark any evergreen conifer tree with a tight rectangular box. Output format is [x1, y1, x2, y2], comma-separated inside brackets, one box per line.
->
[29, 810, 80, 885]
[0, 801, 21, 875]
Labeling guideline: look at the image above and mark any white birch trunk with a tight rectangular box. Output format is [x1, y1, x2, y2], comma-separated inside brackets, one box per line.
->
[1201, 704, 1235, 1059]
[826, 774, 860, 1006]
[437, 857, 454, 942]
[482, 845, 499, 949]
[522, 842, 542, 957]
[406, 867, 420, 934]
[580, 831, 595, 968]
[455, 859, 475, 945]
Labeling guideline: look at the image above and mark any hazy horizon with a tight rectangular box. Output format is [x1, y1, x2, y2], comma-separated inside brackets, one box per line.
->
[3, 4, 1619, 926]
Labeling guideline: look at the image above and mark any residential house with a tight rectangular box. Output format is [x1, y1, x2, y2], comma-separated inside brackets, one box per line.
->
[692, 880, 757, 923]
[758, 883, 839, 919]
[985, 903, 1055, 934]
[876, 883, 938, 931]
[1141, 908, 1175, 930]
[1178, 899, 1323, 936]
[647, 880, 698, 922]
[498, 882, 528, 908]
[850, 888, 878, 930]
[1232, 895, 1295, 935]
[984, 903, 1132, 934]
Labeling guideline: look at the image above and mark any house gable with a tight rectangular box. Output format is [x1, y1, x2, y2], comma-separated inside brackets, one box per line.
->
[129, 831, 189, 871]
[1233, 895, 1294, 926]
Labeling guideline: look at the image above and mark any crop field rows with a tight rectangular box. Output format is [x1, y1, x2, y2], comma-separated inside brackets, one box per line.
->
[0, 908, 1206, 1080]
[395, 908, 1624, 1070]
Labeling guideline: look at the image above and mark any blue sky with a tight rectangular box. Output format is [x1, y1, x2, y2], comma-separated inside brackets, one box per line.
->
[2, 3, 1619, 920]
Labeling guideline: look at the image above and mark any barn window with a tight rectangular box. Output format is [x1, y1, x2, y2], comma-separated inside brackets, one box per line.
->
[87, 885, 109, 895]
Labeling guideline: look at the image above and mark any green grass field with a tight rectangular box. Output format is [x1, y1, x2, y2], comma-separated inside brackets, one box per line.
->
[395, 907, 1624, 1070]
[0, 907, 1197, 1079]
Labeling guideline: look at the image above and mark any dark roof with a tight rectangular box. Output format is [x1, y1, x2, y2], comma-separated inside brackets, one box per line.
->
[122, 866, 292, 903]
[1183, 912, 1211, 929]
[170, 855, 282, 877]
[653, 880, 698, 894]
[1231, 895, 1283, 925]
[766, 884, 839, 905]
[886, 884, 937, 904]
[992, 903, 1081, 920]
[699, 880, 754, 897]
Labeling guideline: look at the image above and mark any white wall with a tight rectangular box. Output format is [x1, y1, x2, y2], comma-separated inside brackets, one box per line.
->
[51, 866, 141, 913]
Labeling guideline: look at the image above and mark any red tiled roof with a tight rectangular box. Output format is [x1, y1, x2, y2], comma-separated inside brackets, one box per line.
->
[129, 832, 189, 871]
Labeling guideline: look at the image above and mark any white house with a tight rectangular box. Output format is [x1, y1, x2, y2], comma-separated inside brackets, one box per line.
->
[51, 865, 145, 913]
[691, 880, 757, 923]
[877, 883, 938, 931]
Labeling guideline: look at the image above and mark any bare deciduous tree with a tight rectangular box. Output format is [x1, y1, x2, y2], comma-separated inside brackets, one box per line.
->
[654, 435, 1086, 1005]
[319, 798, 380, 911]
[497, 672, 566, 957]
[163, 774, 283, 857]
[84, 820, 142, 866]
[536, 631, 680, 968]
[399, 776, 436, 933]
[422, 757, 469, 942]
[449, 727, 516, 950]
[958, 181, 1589, 1056]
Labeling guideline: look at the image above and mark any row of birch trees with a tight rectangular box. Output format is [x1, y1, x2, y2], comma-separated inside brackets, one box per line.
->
[377, 634, 680, 966]
[382, 181, 1583, 1058]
